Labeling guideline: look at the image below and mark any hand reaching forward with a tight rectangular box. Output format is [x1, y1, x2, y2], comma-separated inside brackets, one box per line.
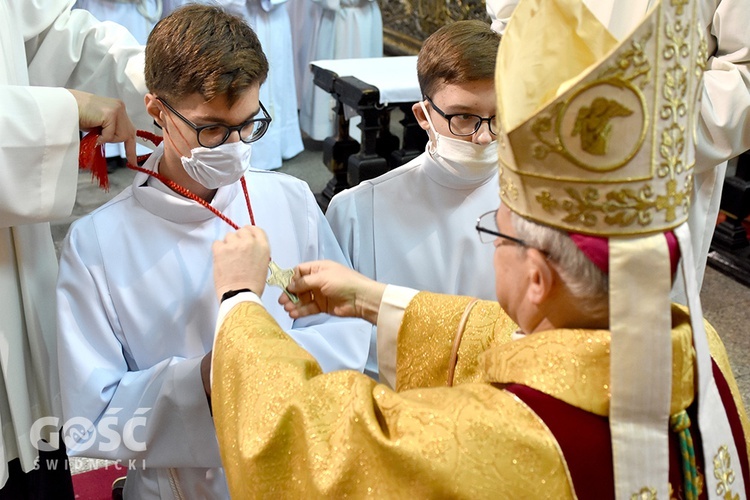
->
[281, 260, 386, 325]
[203, 226, 270, 399]
[212, 225, 270, 301]
[68, 89, 138, 166]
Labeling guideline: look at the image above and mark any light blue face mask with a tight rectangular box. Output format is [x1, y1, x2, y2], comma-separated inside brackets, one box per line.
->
[180, 140, 253, 189]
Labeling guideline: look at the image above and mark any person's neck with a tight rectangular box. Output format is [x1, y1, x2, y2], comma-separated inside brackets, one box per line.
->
[531, 304, 609, 333]
[523, 292, 609, 334]
[158, 151, 217, 203]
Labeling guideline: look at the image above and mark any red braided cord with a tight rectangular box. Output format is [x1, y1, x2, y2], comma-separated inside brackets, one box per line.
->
[136, 130, 163, 163]
[80, 129, 254, 230]
[126, 162, 242, 230]
[240, 176, 255, 226]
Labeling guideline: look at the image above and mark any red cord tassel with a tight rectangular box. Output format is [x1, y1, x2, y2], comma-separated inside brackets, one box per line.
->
[78, 129, 163, 192]
[78, 128, 109, 191]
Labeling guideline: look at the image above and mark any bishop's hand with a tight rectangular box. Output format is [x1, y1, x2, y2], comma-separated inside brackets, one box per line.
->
[281, 260, 386, 325]
[212, 225, 270, 301]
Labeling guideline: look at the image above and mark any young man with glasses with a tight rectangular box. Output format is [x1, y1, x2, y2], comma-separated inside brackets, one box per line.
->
[55, 5, 370, 499]
[325, 20, 501, 385]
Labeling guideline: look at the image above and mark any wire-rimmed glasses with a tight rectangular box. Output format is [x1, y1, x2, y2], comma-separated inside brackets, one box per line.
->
[475, 210, 529, 246]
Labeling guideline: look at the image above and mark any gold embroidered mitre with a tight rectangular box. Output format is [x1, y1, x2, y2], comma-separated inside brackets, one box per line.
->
[496, 0, 707, 236]
[491, 1, 749, 499]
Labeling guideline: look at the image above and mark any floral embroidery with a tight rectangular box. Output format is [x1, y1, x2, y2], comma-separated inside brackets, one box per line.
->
[631, 486, 657, 500]
[714, 445, 740, 500]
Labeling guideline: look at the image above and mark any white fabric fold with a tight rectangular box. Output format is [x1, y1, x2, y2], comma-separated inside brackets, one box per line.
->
[675, 223, 746, 497]
[609, 236, 672, 499]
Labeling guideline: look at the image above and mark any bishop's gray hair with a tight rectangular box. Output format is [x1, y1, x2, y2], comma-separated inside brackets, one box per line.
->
[510, 212, 609, 319]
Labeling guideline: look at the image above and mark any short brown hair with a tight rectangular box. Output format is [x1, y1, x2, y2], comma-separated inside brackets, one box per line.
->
[417, 20, 500, 98]
[145, 4, 268, 106]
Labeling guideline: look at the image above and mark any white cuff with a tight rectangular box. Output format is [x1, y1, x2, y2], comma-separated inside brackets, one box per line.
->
[375, 285, 419, 389]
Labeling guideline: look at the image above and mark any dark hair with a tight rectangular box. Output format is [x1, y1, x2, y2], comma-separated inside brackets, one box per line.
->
[417, 20, 501, 98]
[145, 4, 268, 106]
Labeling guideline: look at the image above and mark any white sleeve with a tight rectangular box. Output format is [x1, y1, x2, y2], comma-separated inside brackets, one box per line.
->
[486, 0, 519, 34]
[56, 220, 221, 467]
[694, 0, 750, 170]
[1, 1, 150, 226]
[325, 191, 358, 268]
[326, 185, 377, 275]
[687, 0, 750, 288]
[0, 87, 79, 227]
[21, 1, 150, 130]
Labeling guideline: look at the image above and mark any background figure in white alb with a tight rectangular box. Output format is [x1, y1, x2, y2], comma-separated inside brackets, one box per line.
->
[291, 0, 383, 141]
[73, 0, 162, 44]
[73, 0, 162, 162]
[486, 0, 750, 296]
[169, 0, 304, 170]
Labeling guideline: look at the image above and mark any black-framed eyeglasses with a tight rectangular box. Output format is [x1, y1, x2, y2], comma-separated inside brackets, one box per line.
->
[424, 95, 498, 137]
[157, 97, 272, 148]
[475, 210, 529, 246]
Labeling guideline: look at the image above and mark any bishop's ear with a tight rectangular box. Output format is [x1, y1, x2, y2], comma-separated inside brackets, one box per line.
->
[525, 249, 556, 306]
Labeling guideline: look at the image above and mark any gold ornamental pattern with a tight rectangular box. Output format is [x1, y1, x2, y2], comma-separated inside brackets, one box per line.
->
[534, 176, 692, 228]
[713, 445, 740, 500]
[499, 0, 704, 235]
[529, 31, 652, 173]
[498, 167, 518, 202]
[658, 4, 692, 182]
[529, 80, 647, 173]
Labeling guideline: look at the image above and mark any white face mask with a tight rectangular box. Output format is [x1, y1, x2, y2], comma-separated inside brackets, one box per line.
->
[180, 140, 253, 189]
[420, 100, 498, 179]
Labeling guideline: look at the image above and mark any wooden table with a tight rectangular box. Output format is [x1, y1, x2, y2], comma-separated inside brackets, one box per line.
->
[709, 151, 750, 286]
[309, 56, 427, 210]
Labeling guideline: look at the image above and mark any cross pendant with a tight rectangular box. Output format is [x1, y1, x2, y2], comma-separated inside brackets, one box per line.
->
[266, 261, 300, 303]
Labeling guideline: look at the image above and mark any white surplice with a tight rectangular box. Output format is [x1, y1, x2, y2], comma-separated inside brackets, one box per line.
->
[0, 0, 148, 487]
[291, 0, 383, 141]
[56, 145, 371, 499]
[326, 148, 499, 380]
[486, 0, 750, 293]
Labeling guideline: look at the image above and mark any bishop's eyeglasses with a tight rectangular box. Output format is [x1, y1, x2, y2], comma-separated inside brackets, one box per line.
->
[424, 95, 498, 137]
[475, 210, 529, 246]
[157, 97, 272, 148]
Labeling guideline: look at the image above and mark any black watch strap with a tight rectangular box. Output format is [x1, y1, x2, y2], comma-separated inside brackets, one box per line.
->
[220, 288, 254, 302]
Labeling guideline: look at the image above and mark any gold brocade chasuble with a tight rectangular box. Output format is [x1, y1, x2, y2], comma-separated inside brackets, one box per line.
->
[212, 292, 750, 499]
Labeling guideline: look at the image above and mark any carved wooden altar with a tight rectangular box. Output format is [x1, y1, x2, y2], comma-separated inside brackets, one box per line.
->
[378, 0, 491, 55]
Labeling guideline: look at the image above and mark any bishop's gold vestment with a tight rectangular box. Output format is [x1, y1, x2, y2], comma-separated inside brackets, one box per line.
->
[212, 293, 750, 499]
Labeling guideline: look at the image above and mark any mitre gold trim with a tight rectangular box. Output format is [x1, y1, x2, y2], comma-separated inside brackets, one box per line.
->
[496, 0, 707, 236]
